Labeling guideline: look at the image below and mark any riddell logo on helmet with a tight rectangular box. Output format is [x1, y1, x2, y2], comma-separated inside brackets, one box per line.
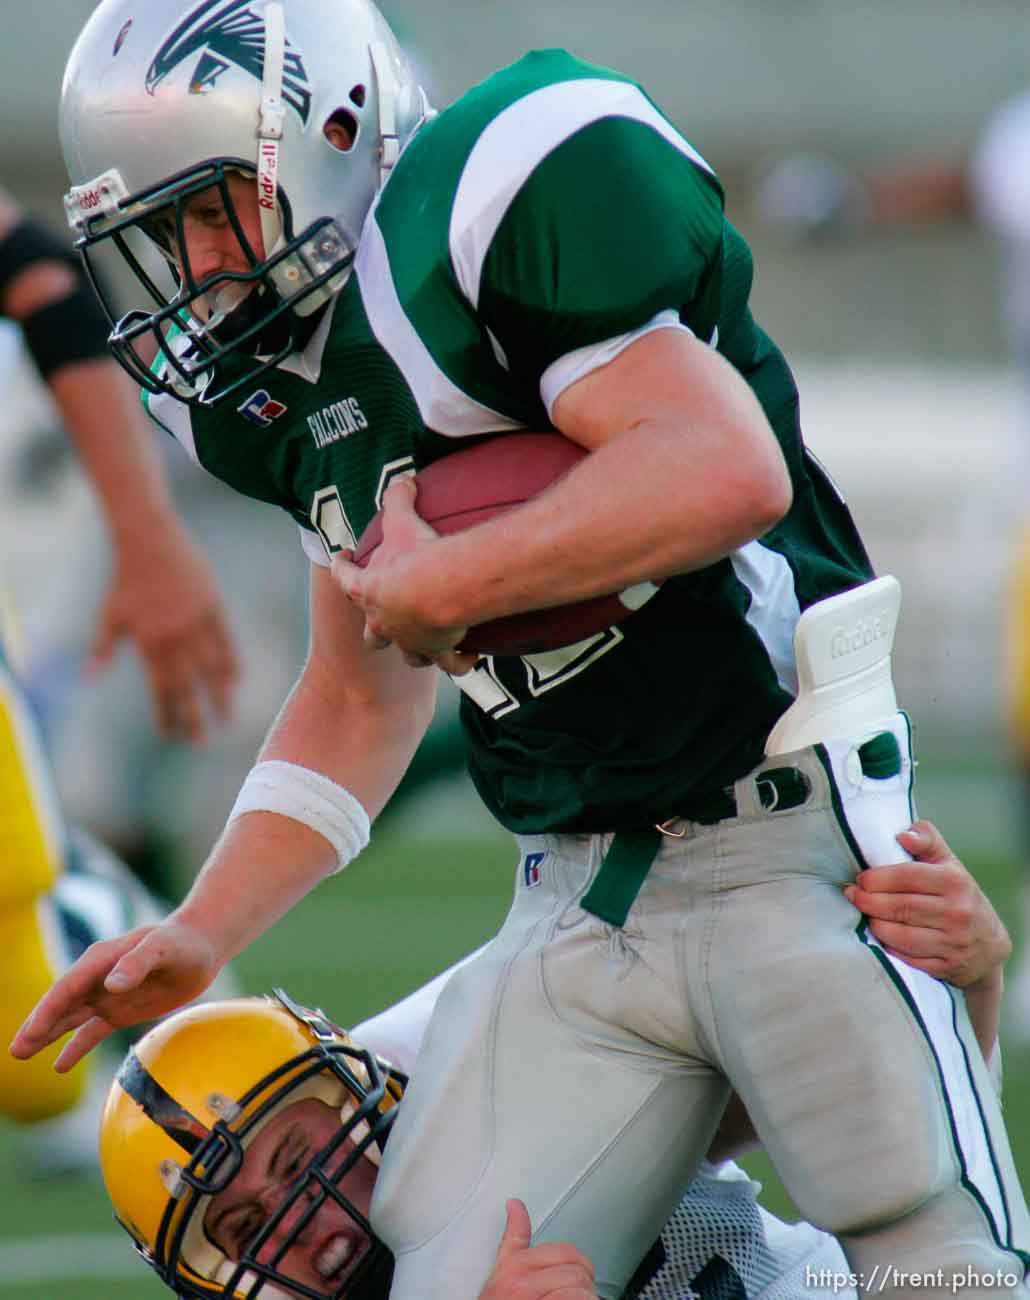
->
[258, 142, 278, 210]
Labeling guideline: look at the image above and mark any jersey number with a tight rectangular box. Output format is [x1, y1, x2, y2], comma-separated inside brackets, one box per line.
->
[456, 628, 624, 718]
[310, 459, 415, 559]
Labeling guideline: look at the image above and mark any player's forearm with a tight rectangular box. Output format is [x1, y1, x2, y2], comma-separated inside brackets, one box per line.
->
[410, 332, 789, 631]
[46, 358, 181, 545]
[964, 966, 1004, 1063]
[0, 212, 179, 544]
[176, 633, 435, 962]
[259, 633, 437, 821]
[174, 810, 342, 963]
[412, 412, 788, 632]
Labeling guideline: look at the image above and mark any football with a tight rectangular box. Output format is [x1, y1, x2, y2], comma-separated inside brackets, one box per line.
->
[353, 432, 658, 656]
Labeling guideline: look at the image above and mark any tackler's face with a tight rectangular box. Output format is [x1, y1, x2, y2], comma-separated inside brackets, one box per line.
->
[98, 993, 399, 1300]
[204, 1097, 378, 1295]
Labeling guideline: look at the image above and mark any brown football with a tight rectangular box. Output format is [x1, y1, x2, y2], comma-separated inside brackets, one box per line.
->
[353, 432, 655, 656]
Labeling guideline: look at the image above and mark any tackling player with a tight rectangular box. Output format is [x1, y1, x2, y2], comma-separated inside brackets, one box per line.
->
[88, 821, 1010, 1300]
[12, 2, 1029, 1293]
[0, 190, 238, 745]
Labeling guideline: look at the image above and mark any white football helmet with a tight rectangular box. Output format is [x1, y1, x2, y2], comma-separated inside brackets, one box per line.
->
[60, 0, 429, 406]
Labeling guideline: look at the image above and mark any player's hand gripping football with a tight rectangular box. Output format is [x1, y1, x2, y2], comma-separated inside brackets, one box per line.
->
[477, 1200, 597, 1300]
[9, 919, 220, 1072]
[332, 476, 478, 675]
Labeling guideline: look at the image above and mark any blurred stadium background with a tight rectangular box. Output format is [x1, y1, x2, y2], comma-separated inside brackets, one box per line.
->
[1, 1, 1029, 1293]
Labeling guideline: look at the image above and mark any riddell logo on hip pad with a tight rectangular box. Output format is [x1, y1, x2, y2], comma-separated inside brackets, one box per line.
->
[830, 612, 891, 659]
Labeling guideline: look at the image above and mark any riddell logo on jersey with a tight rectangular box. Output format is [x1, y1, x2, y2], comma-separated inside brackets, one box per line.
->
[830, 611, 891, 659]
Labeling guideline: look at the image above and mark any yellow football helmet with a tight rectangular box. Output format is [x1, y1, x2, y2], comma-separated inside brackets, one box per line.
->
[99, 989, 404, 1299]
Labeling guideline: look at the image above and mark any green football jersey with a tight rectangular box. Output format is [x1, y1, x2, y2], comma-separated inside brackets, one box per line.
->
[355, 49, 873, 831]
[144, 279, 427, 564]
[145, 49, 873, 835]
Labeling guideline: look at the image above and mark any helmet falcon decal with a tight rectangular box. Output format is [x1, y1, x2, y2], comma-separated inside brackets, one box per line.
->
[113, 19, 134, 56]
[147, 0, 313, 122]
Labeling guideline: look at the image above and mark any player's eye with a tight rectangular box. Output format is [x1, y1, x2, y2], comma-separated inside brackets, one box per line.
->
[140, 210, 177, 248]
[234, 1209, 266, 1253]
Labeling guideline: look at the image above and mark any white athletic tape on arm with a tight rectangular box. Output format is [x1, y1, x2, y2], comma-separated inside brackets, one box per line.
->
[228, 760, 370, 875]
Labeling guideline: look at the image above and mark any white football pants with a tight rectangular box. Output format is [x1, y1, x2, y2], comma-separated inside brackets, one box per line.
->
[373, 714, 1030, 1299]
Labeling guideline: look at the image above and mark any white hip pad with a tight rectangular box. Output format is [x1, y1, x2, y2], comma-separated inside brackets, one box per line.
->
[765, 575, 901, 755]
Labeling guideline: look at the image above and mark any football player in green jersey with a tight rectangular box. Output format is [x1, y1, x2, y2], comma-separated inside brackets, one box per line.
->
[13, 2, 1030, 1296]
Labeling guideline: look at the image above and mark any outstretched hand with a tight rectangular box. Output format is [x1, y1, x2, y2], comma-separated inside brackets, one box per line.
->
[477, 1199, 597, 1300]
[9, 919, 220, 1072]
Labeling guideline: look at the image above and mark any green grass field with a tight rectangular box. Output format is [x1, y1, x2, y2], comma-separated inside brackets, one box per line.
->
[0, 770, 1026, 1297]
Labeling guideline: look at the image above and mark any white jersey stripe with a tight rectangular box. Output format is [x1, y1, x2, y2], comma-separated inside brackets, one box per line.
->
[730, 541, 801, 697]
[449, 78, 715, 309]
[540, 309, 691, 421]
[145, 384, 200, 462]
[356, 216, 524, 437]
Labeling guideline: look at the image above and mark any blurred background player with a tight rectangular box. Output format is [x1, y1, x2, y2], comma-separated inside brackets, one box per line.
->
[755, 91, 1030, 1044]
[89, 820, 1011, 1300]
[0, 183, 461, 893]
[0, 187, 238, 1168]
[0, 587, 166, 1172]
[0, 187, 239, 749]
[0, 185, 244, 896]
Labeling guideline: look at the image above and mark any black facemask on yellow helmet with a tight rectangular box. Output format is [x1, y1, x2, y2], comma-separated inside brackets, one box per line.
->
[100, 989, 405, 1299]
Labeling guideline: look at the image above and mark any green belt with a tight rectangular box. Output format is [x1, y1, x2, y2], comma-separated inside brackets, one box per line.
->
[579, 732, 901, 929]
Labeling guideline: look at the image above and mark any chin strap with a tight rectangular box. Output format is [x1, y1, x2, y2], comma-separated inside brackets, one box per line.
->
[257, 0, 286, 260]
